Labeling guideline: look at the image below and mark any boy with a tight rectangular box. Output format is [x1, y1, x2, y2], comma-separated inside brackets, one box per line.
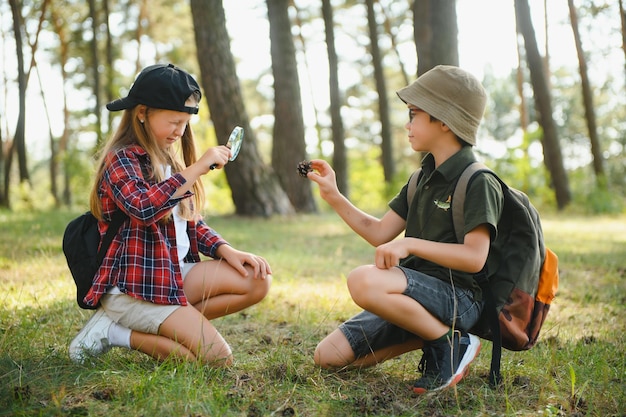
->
[305, 65, 503, 393]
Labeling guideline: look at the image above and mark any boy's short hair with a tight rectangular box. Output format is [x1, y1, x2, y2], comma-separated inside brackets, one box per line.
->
[396, 65, 486, 146]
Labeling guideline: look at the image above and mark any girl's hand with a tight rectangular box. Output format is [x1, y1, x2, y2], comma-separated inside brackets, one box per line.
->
[217, 245, 272, 279]
[197, 146, 231, 173]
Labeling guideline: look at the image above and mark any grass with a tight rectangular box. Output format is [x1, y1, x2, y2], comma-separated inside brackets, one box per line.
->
[0, 208, 624, 416]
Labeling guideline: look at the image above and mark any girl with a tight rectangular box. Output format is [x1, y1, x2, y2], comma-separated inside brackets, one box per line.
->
[69, 63, 271, 366]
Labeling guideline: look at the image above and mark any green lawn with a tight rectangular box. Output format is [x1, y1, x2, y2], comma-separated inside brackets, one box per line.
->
[0, 209, 624, 416]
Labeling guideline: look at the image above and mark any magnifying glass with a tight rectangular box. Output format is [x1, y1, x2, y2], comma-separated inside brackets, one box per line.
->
[210, 126, 244, 170]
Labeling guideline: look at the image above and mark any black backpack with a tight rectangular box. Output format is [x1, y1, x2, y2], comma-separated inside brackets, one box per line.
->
[407, 161, 559, 386]
[62, 210, 126, 309]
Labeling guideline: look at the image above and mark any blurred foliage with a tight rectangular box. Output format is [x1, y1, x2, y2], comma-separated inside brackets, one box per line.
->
[1, 0, 624, 215]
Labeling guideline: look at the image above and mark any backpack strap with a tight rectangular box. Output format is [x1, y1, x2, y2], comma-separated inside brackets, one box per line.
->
[96, 210, 127, 265]
[451, 161, 490, 243]
[406, 168, 422, 208]
[408, 161, 491, 240]
[477, 266, 503, 387]
[450, 161, 504, 387]
[95, 159, 149, 264]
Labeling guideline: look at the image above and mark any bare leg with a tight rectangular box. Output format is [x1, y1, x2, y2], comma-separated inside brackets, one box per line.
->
[183, 260, 271, 320]
[129, 330, 196, 362]
[124, 307, 233, 366]
[157, 304, 233, 365]
[347, 265, 449, 340]
[98, 260, 268, 365]
[314, 328, 424, 369]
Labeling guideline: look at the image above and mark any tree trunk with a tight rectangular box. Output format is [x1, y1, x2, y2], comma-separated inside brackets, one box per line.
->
[0, 112, 4, 207]
[4, 0, 30, 209]
[413, 0, 431, 76]
[135, 0, 147, 75]
[366, 0, 394, 183]
[411, 0, 459, 162]
[619, 0, 626, 85]
[267, 0, 317, 213]
[515, 0, 571, 209]
[104, 0, 115, 135]
[35, 67, 59, 207]
[413, 0, 458, 76]
[291, 3, 324, 163]
[50, 4, 72, 206]
[322, 0, 348, 196]
[567, 0, 605, 187]
[379, 4, 410, 87]
[87, 0, 103, 148]
[516, 30, 529, 133]
[190, 0, 293, 216]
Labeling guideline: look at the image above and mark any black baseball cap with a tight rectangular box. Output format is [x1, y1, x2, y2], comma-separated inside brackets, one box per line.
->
[106, 63, 201, 114]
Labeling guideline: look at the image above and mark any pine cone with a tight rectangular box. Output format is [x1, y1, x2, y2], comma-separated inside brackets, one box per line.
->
[297, 160, 313, 178]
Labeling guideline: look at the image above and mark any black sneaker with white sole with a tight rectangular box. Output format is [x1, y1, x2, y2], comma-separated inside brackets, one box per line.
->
[413, 331, 481, 394]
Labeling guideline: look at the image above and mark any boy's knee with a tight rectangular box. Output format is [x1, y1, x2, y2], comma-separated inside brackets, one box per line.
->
[314, 335, 356, 369]
[347, 266, 377, 305]
[313, 343, 338, 369]
[346, 265, 370, 289]
[313, 344, 326, 368]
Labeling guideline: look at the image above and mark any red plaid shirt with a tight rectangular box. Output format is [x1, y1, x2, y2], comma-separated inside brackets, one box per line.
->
[83, 145, 228, 307]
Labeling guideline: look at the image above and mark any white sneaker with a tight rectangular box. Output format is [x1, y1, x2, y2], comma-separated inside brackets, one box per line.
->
[69, 309, 113, 364]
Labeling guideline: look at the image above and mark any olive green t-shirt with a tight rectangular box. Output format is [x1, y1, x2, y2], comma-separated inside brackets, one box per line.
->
[388, 147, 504, 301]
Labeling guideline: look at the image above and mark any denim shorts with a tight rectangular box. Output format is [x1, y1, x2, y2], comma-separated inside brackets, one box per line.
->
[338, 266, 483, 358]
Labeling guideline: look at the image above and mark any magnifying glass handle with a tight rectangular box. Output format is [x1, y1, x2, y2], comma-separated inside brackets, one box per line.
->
[209, 126, 242, 170]
[209, 144, 230, 170]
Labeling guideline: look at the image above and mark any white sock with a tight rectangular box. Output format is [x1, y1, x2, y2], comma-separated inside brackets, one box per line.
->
[108, 322, 132, 349]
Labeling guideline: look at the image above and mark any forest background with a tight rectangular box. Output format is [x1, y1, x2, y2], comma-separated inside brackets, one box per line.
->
[1, 0, 625, 416]
[0, 0, 624, 216]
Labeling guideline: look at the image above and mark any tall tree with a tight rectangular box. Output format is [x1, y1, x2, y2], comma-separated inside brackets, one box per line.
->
[515, 0, 571, 209]
[103, 0, 114, 135]
[567, 0, 605, 187]
[267, 0, 316, 212]
[0, 113, 3, 207]
[50, 1, 73, 206]
[291, 2, 324, 159]
[619, 0, 626, 84]
[3, 0, 30, 208]
[365, 0, 394, 182]
[412, 0, 458, 76]
[87, 0, 103, 148]
[321, 0, 348, 196]
[378, 2, 410, 87]
[411, 0, 458, 162]
[190, 0, 293, 216]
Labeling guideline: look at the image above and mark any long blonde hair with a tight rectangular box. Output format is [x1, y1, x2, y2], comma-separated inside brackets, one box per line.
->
[89, 105, 205, 221]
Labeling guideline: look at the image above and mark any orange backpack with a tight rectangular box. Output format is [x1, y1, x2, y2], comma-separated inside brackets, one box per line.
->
[407, 162, 559, 385]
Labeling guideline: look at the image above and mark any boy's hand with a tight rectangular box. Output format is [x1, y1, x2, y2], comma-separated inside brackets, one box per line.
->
[306, 159, 340, 202]
[374, 239, 411, 269]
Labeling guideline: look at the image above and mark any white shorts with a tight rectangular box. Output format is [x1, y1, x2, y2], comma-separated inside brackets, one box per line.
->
[100, 263, 196, 334]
